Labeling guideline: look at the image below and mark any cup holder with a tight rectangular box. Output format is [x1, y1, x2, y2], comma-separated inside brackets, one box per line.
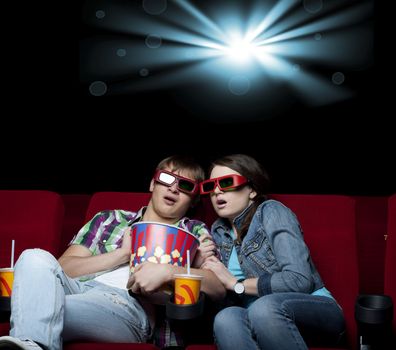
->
[355, 294, 393, 349]
[0, 296, 11, 323]
[355, 294, 393, 325]
[166, 292, 205, 320]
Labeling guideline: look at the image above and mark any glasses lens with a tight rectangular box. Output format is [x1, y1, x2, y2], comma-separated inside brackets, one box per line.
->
[218, 177, 234, 189]
[202, 181, 215, 193]
[178, 179, 195, 192]
[158, 172, 175, 185]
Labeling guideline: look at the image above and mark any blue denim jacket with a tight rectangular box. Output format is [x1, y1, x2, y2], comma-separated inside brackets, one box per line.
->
[211, 200, 324, 297]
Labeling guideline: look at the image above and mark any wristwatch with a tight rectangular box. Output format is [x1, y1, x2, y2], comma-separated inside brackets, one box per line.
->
[233, 278, 245, 295]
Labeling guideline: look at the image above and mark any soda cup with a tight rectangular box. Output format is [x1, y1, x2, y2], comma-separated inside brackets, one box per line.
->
[174, 273, 202, 305]
[0, 268, 14, 297]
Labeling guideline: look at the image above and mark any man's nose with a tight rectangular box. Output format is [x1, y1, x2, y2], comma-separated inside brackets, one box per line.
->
[169, 182, 179, 193]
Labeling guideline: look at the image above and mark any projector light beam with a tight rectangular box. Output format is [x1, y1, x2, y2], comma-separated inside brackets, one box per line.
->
[80, 0, 374, 119]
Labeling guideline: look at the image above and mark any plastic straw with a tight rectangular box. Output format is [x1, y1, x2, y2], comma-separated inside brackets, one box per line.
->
[11, 239, 15, 269]
[187, 250, 191, 275]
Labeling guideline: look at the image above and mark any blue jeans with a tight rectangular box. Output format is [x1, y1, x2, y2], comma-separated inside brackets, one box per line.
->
[213, 293, 345, 350]
[10, 249, 151, 350]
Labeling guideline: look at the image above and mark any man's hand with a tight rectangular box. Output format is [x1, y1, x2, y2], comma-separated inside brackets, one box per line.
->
[127, 262, 172, 295]
[193, 233, 217, 268]
[118, 228, 132, 264]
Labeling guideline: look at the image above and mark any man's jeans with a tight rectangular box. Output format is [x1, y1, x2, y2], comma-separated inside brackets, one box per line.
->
[10, 249, 150, 350]
[214, 292, 345, 350]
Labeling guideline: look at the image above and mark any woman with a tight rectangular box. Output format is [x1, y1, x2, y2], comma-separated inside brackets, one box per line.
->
[201, 154, 345, 350]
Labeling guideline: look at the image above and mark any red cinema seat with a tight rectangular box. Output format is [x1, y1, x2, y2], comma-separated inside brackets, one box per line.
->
[384, 194, 396, 339]
[354, 196, 388, 294]
[0, 190, 64, 268]
[60, 194, 91, 255]
[65, 192, 156, 349]
[84, 192, 151, 222]
[187, 195, 358, 350]
[0, 190, 64, 336]
[271, 195, 358, 350]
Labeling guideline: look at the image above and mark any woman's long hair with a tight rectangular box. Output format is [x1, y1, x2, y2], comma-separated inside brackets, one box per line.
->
[208, 154, 270, 242]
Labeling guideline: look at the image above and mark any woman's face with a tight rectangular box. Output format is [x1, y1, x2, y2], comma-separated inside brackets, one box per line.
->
[209, 165, 256, 222]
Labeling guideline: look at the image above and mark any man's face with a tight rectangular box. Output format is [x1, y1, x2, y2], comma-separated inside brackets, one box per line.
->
[149, 167, 197, 221]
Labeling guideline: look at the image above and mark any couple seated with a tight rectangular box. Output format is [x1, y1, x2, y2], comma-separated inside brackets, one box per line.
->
[0, 154, 345, 350]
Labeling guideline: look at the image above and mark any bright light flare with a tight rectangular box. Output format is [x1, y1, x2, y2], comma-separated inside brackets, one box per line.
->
[227, 39, 254, 62]
[221, 36, 266, 65]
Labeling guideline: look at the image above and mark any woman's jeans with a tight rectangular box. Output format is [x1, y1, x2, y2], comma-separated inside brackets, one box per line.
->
[214, 292, 345, 350]
[10, 249, 150, 350]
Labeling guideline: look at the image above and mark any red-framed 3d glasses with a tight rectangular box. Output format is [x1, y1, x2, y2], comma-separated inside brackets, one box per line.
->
[200, 174, 248, 194]
[154, 169, 199, 195]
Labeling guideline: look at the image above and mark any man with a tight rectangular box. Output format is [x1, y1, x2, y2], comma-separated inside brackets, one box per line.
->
[0, 155, 224, 350]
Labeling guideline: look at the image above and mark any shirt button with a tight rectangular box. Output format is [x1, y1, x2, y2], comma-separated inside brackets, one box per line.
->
[103, 239, 107, 243]
[253, 243, 258, 248]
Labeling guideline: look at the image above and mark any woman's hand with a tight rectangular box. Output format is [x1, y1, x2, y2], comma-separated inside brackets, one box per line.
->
[201, 256, 237, 290]
[192, 233, 218, 268]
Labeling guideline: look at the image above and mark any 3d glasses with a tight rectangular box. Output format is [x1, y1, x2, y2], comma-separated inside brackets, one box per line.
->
[154, 169, 199, 195]
[200, 174, 248, 194]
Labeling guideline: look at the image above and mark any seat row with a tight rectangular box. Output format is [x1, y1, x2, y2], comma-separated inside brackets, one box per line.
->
[0, 190, 395, 349]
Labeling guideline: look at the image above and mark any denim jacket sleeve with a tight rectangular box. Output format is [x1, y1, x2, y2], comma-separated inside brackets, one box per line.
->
[255, 201, 315, 296]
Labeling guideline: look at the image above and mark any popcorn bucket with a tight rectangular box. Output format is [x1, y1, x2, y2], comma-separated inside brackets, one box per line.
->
[130, 222, 200, 272]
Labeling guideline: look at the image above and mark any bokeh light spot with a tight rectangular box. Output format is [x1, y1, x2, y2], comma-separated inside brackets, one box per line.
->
[145, 34, 162, 49]
[116, 48, 127, 57]
[140, 68, 149, 77]
[332, 72, 345, 85]
[303, 0, 323, 14]
[143, 0, 167, 16]
[95, 10, 105, 19]
[314, 33, 322, 41]
[89, 81, 107, 96]
[228, 76, 251, 96]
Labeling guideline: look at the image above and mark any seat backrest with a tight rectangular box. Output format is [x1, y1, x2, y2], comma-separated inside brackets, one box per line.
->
[384, 193, 396, 334]
[60, 194, 92, 255]
[84, 192, 151, 222]
[354, 196, 388, 294]
[0, 190, 64, 266]
[271, 194, 358, 349]
[193, 196, 217, 228]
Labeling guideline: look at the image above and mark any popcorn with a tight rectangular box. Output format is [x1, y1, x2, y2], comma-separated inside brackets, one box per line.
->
[137, 246, 147, 257]
[154, 246, 164, 258]
[160, 254, 171, 264]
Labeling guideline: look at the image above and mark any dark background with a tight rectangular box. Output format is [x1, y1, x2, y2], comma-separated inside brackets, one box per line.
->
[1, 1, 394, 196]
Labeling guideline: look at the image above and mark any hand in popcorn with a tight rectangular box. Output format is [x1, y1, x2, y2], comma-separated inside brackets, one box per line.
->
[126, 261, 172, 295]
[192, 233, 218, 268]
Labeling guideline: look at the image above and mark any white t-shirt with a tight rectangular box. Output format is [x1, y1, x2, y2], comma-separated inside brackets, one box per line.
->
[93, 264, 130, 290]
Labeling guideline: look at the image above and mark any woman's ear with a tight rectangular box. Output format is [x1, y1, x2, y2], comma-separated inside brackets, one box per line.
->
[249, 189, 257, 200]
[149, 179, 155, 192]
